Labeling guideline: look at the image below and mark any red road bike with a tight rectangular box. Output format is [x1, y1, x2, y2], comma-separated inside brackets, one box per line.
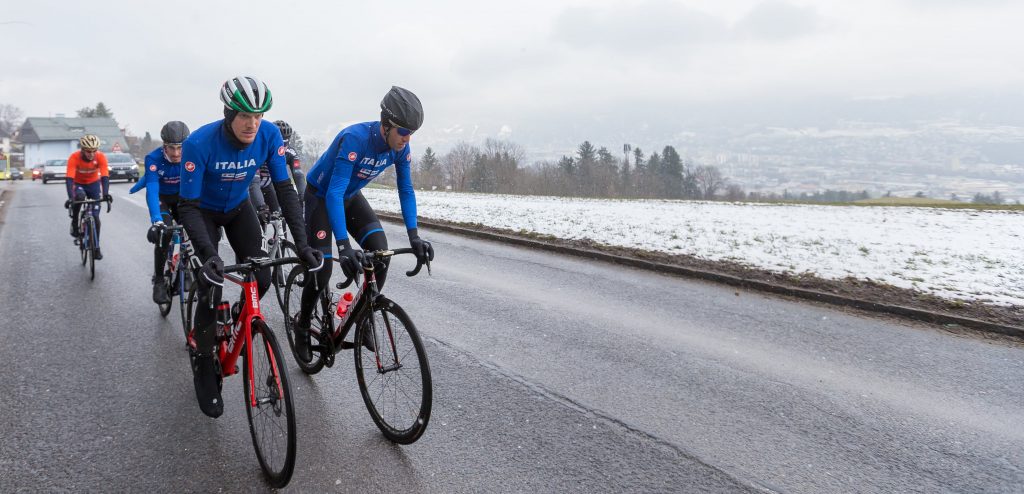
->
[185, 256, 300, 487]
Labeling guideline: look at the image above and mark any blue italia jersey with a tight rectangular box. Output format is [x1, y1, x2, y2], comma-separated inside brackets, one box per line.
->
[307, 121, 417, 242]
[141, 147, 181, 223]
[180, 119, 288, 212]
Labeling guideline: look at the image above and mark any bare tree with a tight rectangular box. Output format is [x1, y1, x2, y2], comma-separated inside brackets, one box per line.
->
[442, 142, 478, 191]
[482, 138, 524, 194]
[723, 183, 745, 201]
[0, 104, 24, 136]
[303, 137, 326, 167]
[693, 165, 725, 199]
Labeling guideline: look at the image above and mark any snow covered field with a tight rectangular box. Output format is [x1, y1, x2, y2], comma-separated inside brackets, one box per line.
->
[363, 189, 1024, 307]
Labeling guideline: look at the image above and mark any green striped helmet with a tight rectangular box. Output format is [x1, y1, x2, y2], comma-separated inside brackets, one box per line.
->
[219, 76, 273, 113]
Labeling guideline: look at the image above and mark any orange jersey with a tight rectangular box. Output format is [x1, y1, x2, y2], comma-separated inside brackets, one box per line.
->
[66, 150, 109, 184]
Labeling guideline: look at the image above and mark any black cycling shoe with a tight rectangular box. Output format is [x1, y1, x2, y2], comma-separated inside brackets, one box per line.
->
[153, 277, 170, 304]
[192, 352, 223, 418]
[293, 316, 313, 363]
[94, 248, 103, 260]
[70, 225, 80, 238]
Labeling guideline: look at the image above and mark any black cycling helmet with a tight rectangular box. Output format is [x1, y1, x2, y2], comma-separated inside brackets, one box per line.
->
[160, 121, 190, 144]
[273, 120, 293, 141]
[380, 86, 423, 131]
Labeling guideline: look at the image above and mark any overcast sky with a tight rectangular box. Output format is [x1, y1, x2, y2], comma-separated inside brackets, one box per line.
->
[4, 0, 1023, 156]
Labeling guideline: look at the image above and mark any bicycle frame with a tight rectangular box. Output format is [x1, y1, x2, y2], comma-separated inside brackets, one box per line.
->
[261, 213, 287, 256]
[321, 248, 426, 360]
[164, 225, 199, 287]
[213, 260, 292, 409]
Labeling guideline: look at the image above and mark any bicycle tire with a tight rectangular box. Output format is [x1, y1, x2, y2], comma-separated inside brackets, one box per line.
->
[79, 226, 87, 265]
[87, 218, 97, 281]
[158, 262, 174, 318]
[272, 239, 297, 310]
[178, 264, 193, 334]
[354, 298, 432, 444]
[183, 278, 198, 340]
[243, 318, 297, 488]
[282, 266, 327, 374]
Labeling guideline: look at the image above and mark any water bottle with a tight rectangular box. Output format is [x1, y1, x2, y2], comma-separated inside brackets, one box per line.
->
[334, 291, 355, 322]
[216, 301, 232, 338]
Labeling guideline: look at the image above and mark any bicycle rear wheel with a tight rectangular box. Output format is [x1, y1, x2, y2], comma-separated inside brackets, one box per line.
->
[354, 298, 432, 444]
[282, 267, 328, 374]
[243, 319, 297, 488]
[272, 239, 297, 310]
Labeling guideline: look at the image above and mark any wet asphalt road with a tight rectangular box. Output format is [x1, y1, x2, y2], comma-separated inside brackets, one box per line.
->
[0, 180, 1021, 493]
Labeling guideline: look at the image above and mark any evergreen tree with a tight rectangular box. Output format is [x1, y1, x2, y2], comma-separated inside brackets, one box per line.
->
[77, 102, 114, 118]
[661, 145, 684, 198]
[576, 141, 597, 196]
[644, 152, 661, 198]
[418, 147, 443, 188]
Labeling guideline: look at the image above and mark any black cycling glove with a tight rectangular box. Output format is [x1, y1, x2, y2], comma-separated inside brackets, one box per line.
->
[199, 255, 224, 287]
[408, 228, 434, 265]
[336, 240, 364, 279]
[299, 245, 324, 272]
[147, 222, 165, 244]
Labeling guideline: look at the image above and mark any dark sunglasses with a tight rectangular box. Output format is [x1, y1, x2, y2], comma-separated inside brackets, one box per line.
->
[389, 120, 414, 137]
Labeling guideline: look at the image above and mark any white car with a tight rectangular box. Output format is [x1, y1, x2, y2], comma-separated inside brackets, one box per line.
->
[41, 159, 68, 184]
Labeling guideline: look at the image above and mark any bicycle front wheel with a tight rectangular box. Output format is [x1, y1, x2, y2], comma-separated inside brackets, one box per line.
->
[354, 298, 432, 444]
[182, 277, 198, 340]
[243, 319, 297, 488]
[158, 269, 174, 317]
[282, 266, 328, 374]
[87, 219, 97, 281]
[79, 230, 87, 265]
[272, 239, 297, 310]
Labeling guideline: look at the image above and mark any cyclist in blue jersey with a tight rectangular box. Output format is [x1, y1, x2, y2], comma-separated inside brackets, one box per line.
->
[178, 76, 323, 418]
[293, 86, 434, 362]
[139, 121, 190, 304]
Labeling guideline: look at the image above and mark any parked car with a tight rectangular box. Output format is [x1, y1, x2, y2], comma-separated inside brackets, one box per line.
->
[8, 168, 23, 180]
[31, 166, 42, 181]
[105, 153, 140, 182]
[41, 159, 68, 184]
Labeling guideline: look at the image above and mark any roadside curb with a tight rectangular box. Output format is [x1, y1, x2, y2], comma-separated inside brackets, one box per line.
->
[379, 212, 1024, 339]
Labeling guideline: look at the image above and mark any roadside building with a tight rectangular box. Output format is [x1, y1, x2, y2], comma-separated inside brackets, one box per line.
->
[17, 116, 128, 168]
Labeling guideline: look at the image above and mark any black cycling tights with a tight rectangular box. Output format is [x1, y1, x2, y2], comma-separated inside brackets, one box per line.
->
[193, 200, 269, 352]
[299, 190, 389, 322]
[152, 197, 180, 278]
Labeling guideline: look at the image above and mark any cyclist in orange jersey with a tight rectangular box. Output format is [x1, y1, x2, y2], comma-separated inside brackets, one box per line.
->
[64, 134, 113, 259]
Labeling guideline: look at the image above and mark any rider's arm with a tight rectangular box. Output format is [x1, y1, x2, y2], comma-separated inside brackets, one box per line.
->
[248, 179, 266, 209]
[325, 140, 359, 243]
[65, 154, 78, 198]
[394, 148, 419, 233]
[267, 135, 310, 250]
[178, 139, 216, 261]
[261, 181, 281, 212]
[143, 159, 163, 223]
[98, 153, 110, 196]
